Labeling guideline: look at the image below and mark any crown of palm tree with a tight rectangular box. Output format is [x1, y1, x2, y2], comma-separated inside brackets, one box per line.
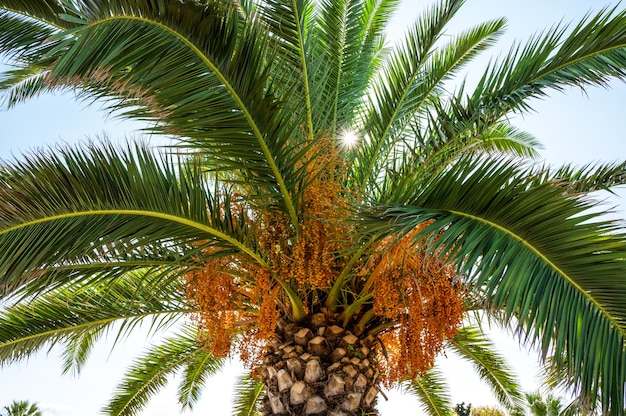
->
[0, 1, 626, 415]
[1, 400, 42, 416]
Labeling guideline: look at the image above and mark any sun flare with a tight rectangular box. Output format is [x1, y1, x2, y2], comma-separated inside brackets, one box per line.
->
[338, 129, 360, 148]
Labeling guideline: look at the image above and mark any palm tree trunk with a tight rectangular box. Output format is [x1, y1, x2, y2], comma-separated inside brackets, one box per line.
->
[259, 313, 382, 416]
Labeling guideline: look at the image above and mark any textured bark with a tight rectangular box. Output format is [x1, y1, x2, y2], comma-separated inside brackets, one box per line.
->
[259, 312, 381, 416]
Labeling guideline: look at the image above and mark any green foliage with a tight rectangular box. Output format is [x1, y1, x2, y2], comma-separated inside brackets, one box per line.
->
[449, 326, 524, 413]
[455, 402, 472, 416]
[401, 369, 454, 416]
[0, 0, 625, 415]
[231, 374, 264, 416]
[1, 401, 42, 416]
[471, 406, 505, 416]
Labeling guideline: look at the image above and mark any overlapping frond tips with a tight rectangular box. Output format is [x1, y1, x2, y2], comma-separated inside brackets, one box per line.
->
[0, 0, 70, 31]
[311, 0, 399, 132]
[3, 0, 306, 225]
[0, 64, 53, 108]
[178, 345, 225, 410]
[540, 160, 626, 195]
[0, 8, 62, 61]
[466, 4, 626, 122]
[355, 1, 505, 190]
[260, 0, 315, 140]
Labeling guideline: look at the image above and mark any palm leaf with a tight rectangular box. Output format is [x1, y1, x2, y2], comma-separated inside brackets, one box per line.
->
[0, 268, 189, 366]
[378, 116, 542, 203]
[0, 141, 265, 297]
[0, 8, 62, 63]
[468, 123, 542, 159]
[362, 156, 626, 413]
[542, 161, 626, 195]
[312, 0, 399, 132]
[260, 0, 315, 140]
[178, 344, 225, 410]
[0, 0, 72, 29]
[448, 326, 524, 413]
[400, 368, 453, 416]
[231, 373, 264, 416]
[60, 325, 105, 377]
[464, 5, 626, 126]
[104, 327, 222, 416]
[0, 64, 53, 108]
[356, 3, 505, 190]
[6, 0, 303, 226]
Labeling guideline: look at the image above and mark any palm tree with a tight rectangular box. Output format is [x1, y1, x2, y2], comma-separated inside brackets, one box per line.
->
[0, 1, 625, 415]
[525, 392, 563, 416]
[1, 401, 42, 416]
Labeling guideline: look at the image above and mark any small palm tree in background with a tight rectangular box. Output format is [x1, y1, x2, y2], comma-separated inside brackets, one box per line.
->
[1, 1, 626, 415]
[525, 392, 563, 416]
[1, 401, 42, 416]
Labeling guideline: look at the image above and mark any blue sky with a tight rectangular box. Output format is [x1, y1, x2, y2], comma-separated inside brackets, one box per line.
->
[0, 1, 625, 415]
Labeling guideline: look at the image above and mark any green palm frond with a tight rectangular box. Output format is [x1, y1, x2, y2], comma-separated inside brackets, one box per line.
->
[312, 0, 398, 132]
[14, 0, 303, 224]
[0, 268, 189, 366]
[469, 123, 542, 159]
[448, 326, 524, 413]
[542, 161, 626, 195]
[0, 0, 71, 29]
[355, 0, 504, 190]
[2, 400, 43, 416]
[104, 327, 222, 416]
[362, 156, 626, 413]
[377, 117, 541, 203]
[357, 0, 464, 188]
[0, 8, 62, 63]
[400, 368, 453, 416]
[0, 0, 625, 414]
[465, 5, 626, 124]
[260, 0, 315, 141]
[231, 373, 264, 416]
[178, 344, 225, 410]
[0, 141, 265, 297]
[0, 64, 52, 108]
[60, 325, 105, 376]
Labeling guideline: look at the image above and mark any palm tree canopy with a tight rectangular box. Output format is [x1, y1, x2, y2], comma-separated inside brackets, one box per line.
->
[0, 0, 626, 415]
[1, 401, 42, 416]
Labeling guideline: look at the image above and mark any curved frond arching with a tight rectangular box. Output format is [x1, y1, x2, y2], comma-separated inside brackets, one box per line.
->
[463, 5, 626, 128]
[0, 141, 265, 297]
[448, 326, 524, 413]
[312, 0, 400, 132]
[469, 123, 542, 159]
[0, 268, 190, 366]
[260, 0, 315, 141]
[231, 374, 264, 416]
[178, 346, 225, 410]
[1, 0, 626, 414]
[16, 1, 304, 226]
[104, 327, 223, 416]
[0, 0, 72, 29]
[400, 369, 453, 416]
[355, 1, 505, 190]
[0, 64, 53, 109]
[362, 156, 626, 413]
[541, 160, 626, 195]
